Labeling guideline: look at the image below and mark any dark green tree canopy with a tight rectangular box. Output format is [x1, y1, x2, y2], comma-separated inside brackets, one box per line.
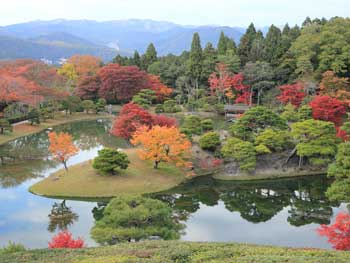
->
[92, 148, 130, 175]
[91, 196, 184, 244]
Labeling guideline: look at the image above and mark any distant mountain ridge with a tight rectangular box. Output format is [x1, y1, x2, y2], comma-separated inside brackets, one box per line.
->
[0, 19, 255, 62]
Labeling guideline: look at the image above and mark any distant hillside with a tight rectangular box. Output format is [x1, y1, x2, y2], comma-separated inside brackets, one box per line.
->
[0, 34, 119, 63]
[1, 19, 248, 56]
[30, 32, 97, 47]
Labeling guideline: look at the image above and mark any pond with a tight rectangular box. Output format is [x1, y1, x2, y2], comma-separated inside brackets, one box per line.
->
[0, 119, 346, 249]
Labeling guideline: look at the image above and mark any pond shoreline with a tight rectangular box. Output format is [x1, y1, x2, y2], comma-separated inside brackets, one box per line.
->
[0, 113, 114, 146]
[29, 148, 188, 199]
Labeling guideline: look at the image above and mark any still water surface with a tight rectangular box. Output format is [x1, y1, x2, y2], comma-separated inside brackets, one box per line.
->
[0, 120, 345, 249]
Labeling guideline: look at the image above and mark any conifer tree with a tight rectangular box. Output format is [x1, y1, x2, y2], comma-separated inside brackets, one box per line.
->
[217, 31, 227, 55]
[238, 23, 257, 65]
[263, 25, 283, 66]
[189, 33, 203, 91]
[132, 50, 141, 67]
[141, 43, 157, 70]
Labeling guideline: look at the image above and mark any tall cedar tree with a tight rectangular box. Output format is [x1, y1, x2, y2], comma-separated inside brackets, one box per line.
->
[132, 51, 141, 68]
[141, 43, 157, 70]
[263, 25, 283, 66]
[202, 42, 218, 80]
[189, 33, 203, 90]
[238, 23, 257, 65]
[217, 31, 228, 55]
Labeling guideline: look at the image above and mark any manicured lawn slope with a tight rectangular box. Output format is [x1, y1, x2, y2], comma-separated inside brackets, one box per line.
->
[1, 241, 349, 263]
[0, 113, 113, 146]
[30, 149, 186, 198]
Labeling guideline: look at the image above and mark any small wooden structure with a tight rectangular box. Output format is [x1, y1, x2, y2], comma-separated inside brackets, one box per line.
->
[224, 104, 251, 119]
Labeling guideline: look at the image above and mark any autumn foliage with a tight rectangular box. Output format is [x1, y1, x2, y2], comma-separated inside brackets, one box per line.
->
[98, 64, 149, 101]
[320, 71, 350, 104]
[111, 103, 177, 139]
[209, 63, 251, 104]
[277, 83, 306, 108]
[317, 212, 350, 250]
[309, 95, 347, 126]
[147, 74, 173, 101]
[48, 132, 79, 171]
[48, 231, 84, 249]
[75, 75, 101, 100]
[0, 59, 68, 109]
[131, 125, 192, 169]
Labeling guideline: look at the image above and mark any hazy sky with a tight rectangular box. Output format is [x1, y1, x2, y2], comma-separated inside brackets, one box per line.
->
[1, 0, 348, 27]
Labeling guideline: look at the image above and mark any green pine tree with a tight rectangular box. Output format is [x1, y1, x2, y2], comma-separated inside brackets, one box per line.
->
[189, 33, 203, 90]
[238, 23, 257, 65]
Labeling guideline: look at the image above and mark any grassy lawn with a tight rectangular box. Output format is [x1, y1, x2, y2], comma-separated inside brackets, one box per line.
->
[1, 240, 349, 263]
[0, 112, 113, 146]
[30, 149, 186, 198]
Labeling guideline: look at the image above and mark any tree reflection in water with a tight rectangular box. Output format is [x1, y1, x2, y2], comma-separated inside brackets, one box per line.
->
[48, 200, 78, 232]
[151, 175, 339, 226]
[0, 119, 128, 188]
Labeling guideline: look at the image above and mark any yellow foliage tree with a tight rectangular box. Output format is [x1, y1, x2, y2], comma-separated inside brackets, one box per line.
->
[48, 132, 79, 171]
[131, 125, 192, 169]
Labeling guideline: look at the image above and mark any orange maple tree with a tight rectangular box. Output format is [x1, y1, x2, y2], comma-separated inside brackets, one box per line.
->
[48, 132, 79, 171]
[131, 125, 192, 169]
[67, 55, 102, 78]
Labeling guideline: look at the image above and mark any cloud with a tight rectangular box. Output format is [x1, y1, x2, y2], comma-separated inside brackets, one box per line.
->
[0, 0, 349, 27]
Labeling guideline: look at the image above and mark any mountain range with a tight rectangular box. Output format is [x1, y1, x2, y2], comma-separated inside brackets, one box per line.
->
[0, 19, 254, 63]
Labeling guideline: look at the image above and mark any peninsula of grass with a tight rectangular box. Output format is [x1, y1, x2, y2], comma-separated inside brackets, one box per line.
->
[0, 112, 113, 146]
[30, 149, 186, 198]
[1, 240, 349, 263]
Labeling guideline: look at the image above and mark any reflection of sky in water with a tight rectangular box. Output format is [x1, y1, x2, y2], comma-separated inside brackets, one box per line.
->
[0, 120, 345, 249]
[0, 148, 101, 248]
[181, 202, 346, 249]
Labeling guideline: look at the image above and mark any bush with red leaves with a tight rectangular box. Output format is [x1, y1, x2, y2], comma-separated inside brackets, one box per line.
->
[111, 103, 178, 139]
[309, 95, 347, 126]
[48, 231, 84, 249]
[317, 212, 350, 250]
[152, 114, 177, 127]
[277, 83, 306, 108]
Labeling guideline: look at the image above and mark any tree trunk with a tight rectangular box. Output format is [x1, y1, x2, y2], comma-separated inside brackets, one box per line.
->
[154, 161, 159, 169]
[63, 161, 68, 171]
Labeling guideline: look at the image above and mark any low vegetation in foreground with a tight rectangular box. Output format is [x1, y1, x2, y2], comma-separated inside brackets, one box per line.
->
[1, 241, 350, 263]
[30, 149, 186, 198]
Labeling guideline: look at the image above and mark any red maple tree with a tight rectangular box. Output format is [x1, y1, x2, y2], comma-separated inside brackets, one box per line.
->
[317, 212, 350, 250]
[147, 74, 173, 101]
[111, 103, 178, 139]
[231, 73, 251, 104]
[152, 114, 177, 127]
[309, 95, 347, 126]
[208, 63, 251, 105]
[75, 75, 101, 100]
[98, 64, 149, 102]
[111, 103, 154, 139]
[277, 83, 306, 108]
[48, 231, 84, 249]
